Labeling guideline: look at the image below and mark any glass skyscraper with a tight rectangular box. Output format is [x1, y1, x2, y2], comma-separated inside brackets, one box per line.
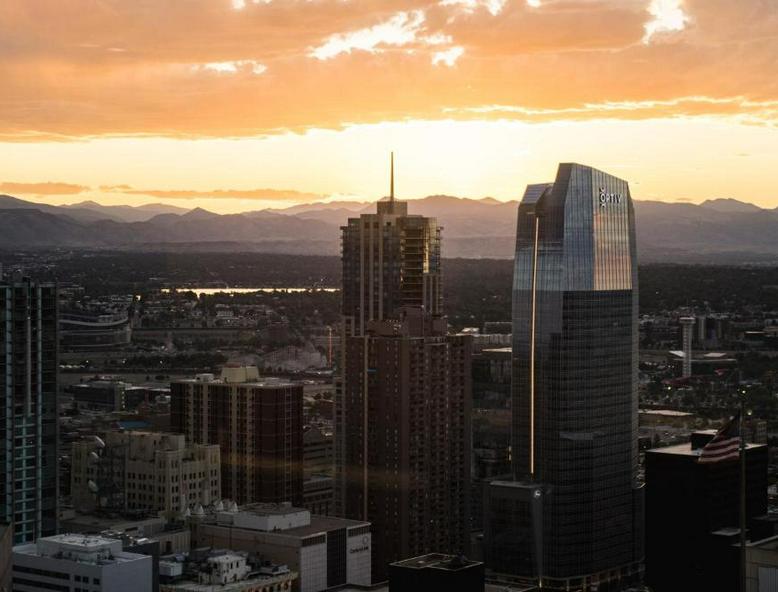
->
[488, 163, 643, 590]
[0, 278, 58, 544]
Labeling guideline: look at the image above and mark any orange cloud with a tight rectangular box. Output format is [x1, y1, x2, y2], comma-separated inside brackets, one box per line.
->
[0, 0, 775, 140]
[104, 185, 325, 201]
[0, 181, 89, 194]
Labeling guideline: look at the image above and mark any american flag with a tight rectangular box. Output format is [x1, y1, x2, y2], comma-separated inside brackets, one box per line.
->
[698, 412, 741, 464]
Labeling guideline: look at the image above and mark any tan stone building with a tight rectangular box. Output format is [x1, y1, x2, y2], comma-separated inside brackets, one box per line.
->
[71, 431, 221, 516]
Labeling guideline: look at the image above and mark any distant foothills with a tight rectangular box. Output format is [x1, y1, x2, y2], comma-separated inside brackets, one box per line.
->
[1, 193, 777, 263]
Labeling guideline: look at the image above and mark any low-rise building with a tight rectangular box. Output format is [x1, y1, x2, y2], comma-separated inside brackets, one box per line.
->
[746, 535, 778, 592]
[71, 431, 221, 516]
[66, 377, 128, 411]
[60, 513, 191, 555]
[190, 503, 371, 592]
[389, 553, 484, 592]
[12, 534, 153, 592]
[159, 549, 296, 592]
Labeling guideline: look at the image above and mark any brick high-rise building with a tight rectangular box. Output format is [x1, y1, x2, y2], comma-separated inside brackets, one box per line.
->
[170, 366, 303, 506]
[0, 278, 58, 544]
[340, 310, 471, 582]
[335, 158, 471, 583]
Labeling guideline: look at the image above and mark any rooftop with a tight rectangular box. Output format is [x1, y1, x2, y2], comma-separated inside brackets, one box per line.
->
[237, 502, 306, 517]
[204, 503, 369, 538]
[647, 441, 766, 457]
[282, 515, 369, 538]
[750, 535, 778, 551]
[173, 374, 297, 389]
[60, 512, 168, 534]
[161, 572, 294, 592]
[45, 533, 116, 549]
[14, 533, 149, 565]
[160, 549, 296, 592]
[392, 553, 482, 571]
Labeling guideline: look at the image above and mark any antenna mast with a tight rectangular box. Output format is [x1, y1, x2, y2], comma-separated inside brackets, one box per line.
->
[390, 152, 394, 203]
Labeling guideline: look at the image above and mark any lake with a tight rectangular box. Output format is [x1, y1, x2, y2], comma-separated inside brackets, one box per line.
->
[162, 287, 339, 296]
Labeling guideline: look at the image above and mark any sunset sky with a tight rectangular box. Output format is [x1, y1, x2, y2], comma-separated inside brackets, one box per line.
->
[1, 0, 777, 213]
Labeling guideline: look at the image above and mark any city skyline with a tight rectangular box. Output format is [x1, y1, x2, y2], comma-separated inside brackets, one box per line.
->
[2, 1, 778, 212]
[1, 1, 777, 589]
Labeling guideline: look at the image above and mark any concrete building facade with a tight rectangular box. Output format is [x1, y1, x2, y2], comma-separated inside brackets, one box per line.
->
[189, 503, 370, 592]
[12, 534, 153, 592]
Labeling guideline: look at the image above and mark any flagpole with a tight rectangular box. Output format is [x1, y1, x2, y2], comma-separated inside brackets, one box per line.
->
[739, 390, 747, 592]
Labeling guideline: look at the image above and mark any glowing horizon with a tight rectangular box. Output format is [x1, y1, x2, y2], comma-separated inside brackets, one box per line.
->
[2, 0, 777, 213]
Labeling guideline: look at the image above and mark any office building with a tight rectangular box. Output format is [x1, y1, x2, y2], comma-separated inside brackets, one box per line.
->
[488, 164, 643, 590]
[389, 553, 484, 592]
[159, 550, 296, 592]
[71, 431, 221, 515]
[65, 377, 128, 411]
[302, 475, 333, 517]
[302, 427, 333, 516]
[484, 480, 541, 579]
[680, 316, 695, 377]
[471, 347, 512, 532]
[303, 427, 332, 478]
[645, 436, 769, 592]
[171, 366, 303, 506]
[12, 534, 153, 592]
[0, 278, 58, 544]
[335, 163, 471, 582]
[189, 502, 370, 592]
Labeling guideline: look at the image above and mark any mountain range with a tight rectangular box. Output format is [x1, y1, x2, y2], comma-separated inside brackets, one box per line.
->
[2, 194, 778, 263]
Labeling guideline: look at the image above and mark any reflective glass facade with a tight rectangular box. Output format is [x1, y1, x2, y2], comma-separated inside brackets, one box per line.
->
[0, 279, 59, 544]
[510, 164, 643, 586]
